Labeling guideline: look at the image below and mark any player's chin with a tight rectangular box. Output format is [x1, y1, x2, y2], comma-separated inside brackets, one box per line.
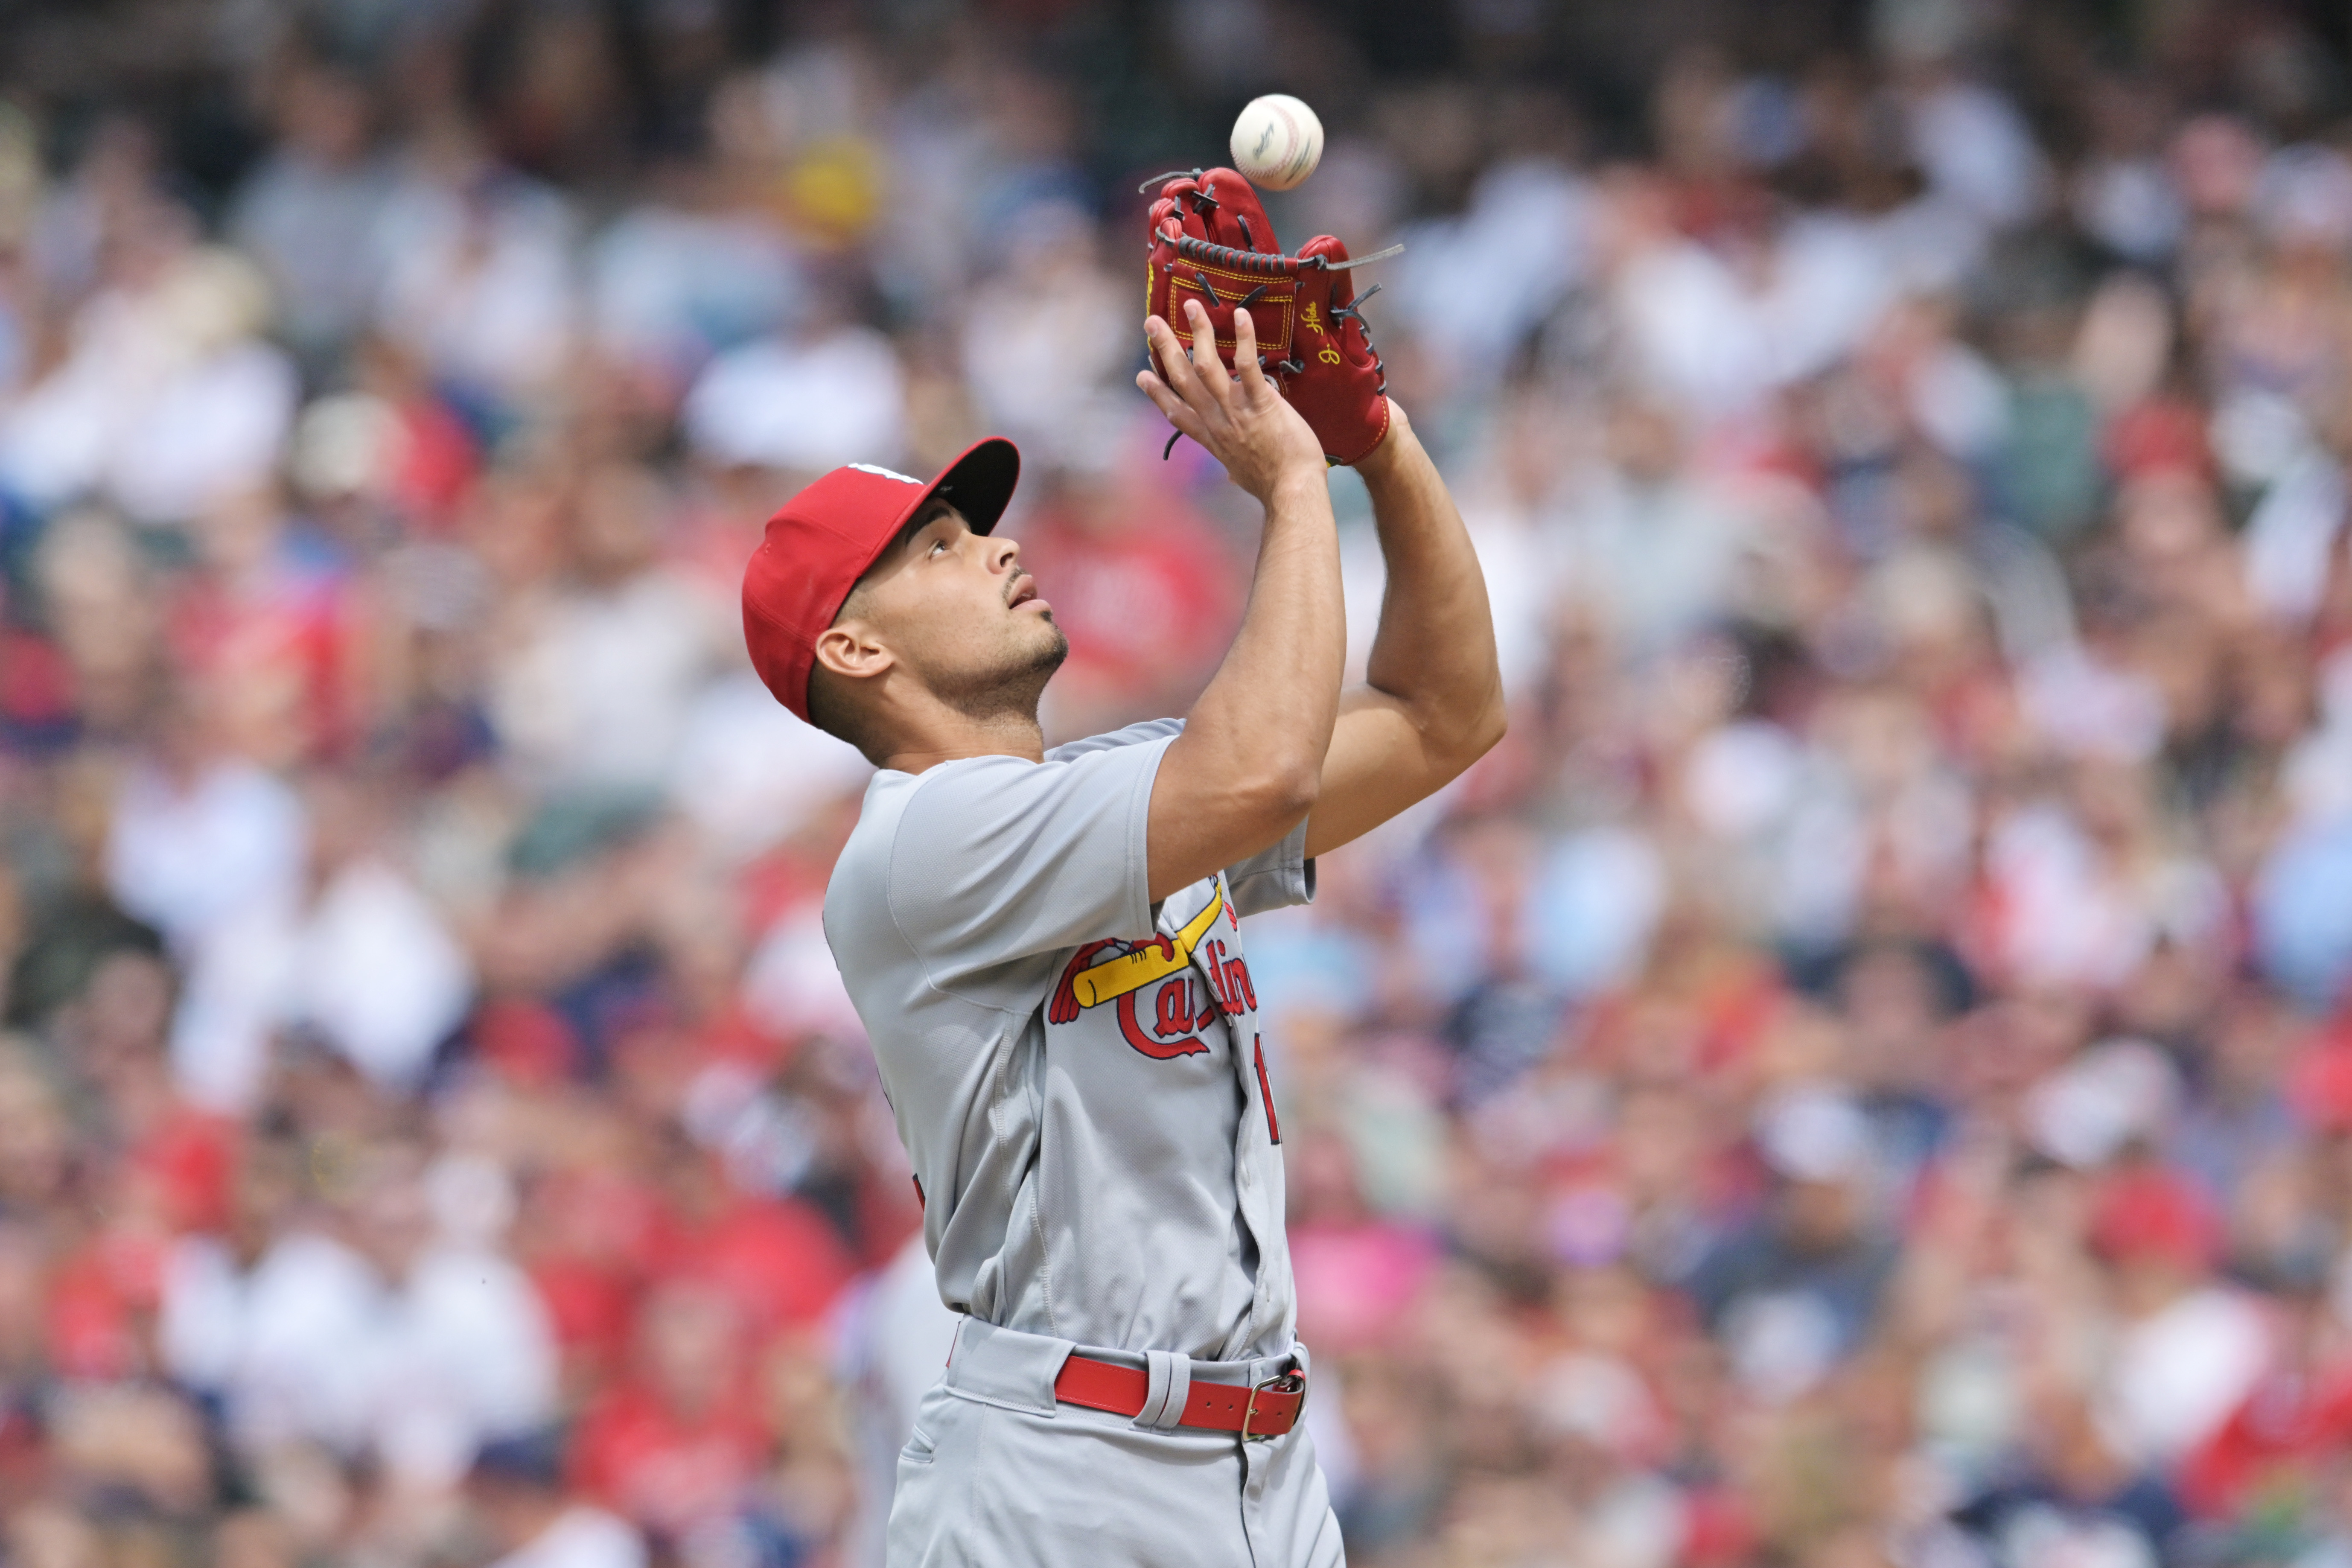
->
[987, 612, 1064, 672]
[1029, 621, 1070, 672]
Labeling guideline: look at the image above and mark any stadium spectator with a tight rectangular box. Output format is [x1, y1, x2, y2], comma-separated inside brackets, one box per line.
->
[0, 3, 2346, 1565]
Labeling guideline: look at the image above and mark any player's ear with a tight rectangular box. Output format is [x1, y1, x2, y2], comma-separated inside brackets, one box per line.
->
[813, 621, 893, 683]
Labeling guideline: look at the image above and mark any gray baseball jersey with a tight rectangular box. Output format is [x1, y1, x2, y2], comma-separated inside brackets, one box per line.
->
[823, 717, 1312, 1363]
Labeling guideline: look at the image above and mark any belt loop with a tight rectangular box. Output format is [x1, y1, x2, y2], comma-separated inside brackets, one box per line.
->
[1134, 1349, 1191, 1430]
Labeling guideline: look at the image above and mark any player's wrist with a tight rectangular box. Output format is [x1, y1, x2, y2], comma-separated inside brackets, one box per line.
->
[1257, 458, 1329, 508]
[1351, 400, 1415, 482]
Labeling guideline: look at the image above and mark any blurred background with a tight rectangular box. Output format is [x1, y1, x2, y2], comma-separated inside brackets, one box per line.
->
[0, 0, 2350, 1565]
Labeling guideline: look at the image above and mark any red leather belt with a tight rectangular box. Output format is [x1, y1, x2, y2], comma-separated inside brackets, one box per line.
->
[1053, 1354, 1306, 1440]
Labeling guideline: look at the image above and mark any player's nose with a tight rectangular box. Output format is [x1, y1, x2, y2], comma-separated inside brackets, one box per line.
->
[990, 534, 1022, 573]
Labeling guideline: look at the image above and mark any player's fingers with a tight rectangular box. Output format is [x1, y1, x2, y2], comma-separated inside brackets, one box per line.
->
[1230, 301, 1268, 396]
[1145, 316, 1211, 408]
[1134, 367, 1192, 425]
[1134, 381, 1213, 460]
[1183, 300, 1234, 406]
[1137, 368, 1212, 445]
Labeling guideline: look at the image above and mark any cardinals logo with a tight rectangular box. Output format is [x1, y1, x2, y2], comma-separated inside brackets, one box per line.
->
[1049, 879, 1258, 1059]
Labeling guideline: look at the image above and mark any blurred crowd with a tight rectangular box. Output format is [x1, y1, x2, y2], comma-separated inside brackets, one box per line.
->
[1, 0, 2351, 1566]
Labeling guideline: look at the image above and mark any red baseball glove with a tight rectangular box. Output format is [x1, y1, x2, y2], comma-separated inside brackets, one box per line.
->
[1143, 166, 1398, 466]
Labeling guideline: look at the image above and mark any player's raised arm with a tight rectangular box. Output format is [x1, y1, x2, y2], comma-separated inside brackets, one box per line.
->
[1301, 403, 1507, 857]
[1135, 298, 1345, 903]
[1134, 164, 1502, 860]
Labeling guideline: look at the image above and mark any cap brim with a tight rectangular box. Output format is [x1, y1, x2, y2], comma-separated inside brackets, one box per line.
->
[916, 437, 1020, 538]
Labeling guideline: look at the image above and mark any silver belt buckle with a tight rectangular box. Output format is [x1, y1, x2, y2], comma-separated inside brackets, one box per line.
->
[1239, 1369, 1306, 1442]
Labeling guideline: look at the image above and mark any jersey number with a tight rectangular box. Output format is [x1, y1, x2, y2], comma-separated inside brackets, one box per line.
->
[1253, 1035, 1281, 1144]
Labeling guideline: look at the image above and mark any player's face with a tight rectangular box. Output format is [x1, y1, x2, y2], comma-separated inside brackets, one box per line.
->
[859, 504, 1067, 713]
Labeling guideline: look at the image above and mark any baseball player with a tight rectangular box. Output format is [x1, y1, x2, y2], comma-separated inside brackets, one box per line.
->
[739, 169, 1502, 1566]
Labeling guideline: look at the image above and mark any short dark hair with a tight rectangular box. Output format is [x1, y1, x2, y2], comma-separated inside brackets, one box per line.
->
[803, 503, 956, 764]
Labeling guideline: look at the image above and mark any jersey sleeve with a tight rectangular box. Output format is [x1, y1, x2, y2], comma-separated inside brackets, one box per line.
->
[1050, 715, 1315, 919]
[1225, 816, 1316, 918]
[886, 739, 1175, 985]
[1043, 716, 1185, 761]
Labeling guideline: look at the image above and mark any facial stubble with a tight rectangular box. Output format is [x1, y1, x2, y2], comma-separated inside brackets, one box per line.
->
[930, 611, 1069, 726]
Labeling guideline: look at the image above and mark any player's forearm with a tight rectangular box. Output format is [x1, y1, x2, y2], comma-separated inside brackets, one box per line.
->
[1147, 466, 1344, 899]
[1188, 471, 1346, 801]
[1354, 413, 1506, 759]
[1138, 297, 1349, 895]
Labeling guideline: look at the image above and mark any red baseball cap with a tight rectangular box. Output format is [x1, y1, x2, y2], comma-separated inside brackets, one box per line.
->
[741, 437, 1021, 722]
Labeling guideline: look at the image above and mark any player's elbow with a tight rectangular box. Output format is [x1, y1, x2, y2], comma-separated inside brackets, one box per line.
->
[1269, 762, 1325, 821]
[1467, 694, 1508, 758]
[1238, 760, 1322, 827]
[1430, 685, 1508, 771]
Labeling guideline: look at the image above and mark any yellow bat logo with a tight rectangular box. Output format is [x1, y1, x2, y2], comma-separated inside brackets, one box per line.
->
[1070, 882, 1227, 1009]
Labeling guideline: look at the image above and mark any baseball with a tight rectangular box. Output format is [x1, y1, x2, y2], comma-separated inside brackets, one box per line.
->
[1230, 94, 1323, 191]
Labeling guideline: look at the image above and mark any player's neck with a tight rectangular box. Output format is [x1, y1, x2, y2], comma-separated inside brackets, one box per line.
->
[880, 710, 1047, 772]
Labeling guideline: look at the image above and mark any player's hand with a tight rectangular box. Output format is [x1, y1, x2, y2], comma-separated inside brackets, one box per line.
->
[1138, 300, 1326, 503]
